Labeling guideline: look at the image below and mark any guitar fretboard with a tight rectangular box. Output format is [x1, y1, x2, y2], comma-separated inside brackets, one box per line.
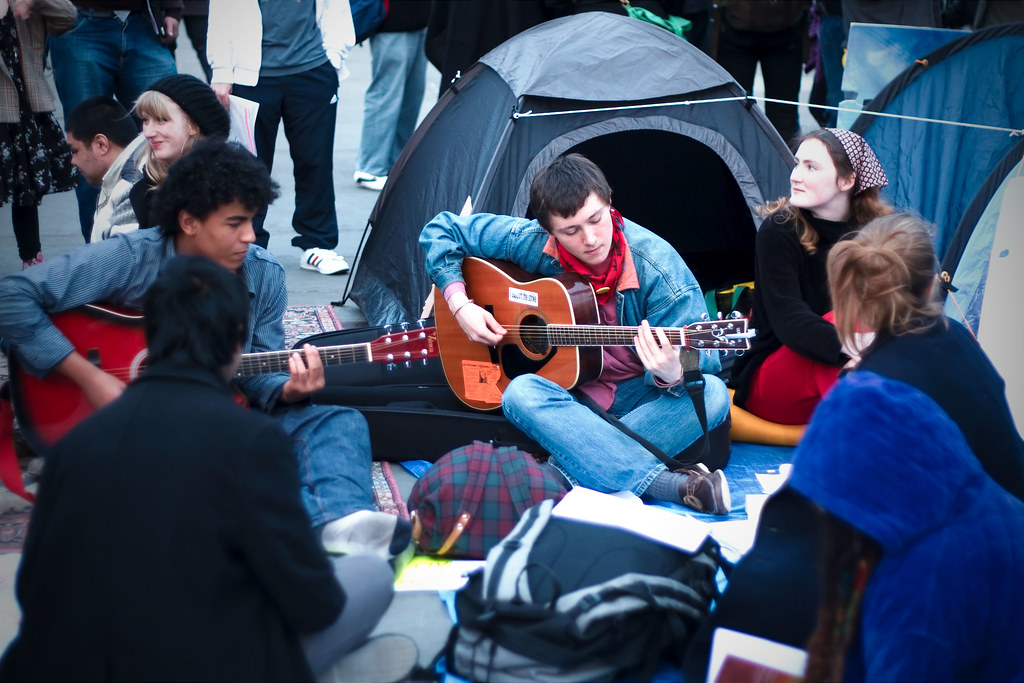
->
[544, 324, 687, 346]
[234, 344, 371, 377]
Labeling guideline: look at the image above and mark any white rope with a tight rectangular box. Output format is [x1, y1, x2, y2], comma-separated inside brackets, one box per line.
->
[512, 95, 1024, 137]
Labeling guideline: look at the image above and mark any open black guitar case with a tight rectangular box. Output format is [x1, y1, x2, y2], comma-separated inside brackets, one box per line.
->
[295, 318, 542, 463]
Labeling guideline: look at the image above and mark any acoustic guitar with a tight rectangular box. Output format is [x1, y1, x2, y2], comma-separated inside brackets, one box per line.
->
[433, 257, 752, 411]
[7, 304, 437, 453]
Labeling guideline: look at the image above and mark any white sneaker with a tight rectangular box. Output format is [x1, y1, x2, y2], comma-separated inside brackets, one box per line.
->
[301, 247, 350, 275]
[353, 171, 387, 191]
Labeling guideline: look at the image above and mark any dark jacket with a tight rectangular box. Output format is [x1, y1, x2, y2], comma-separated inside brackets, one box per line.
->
[857, 320, 1024, 500]
[790, 372, 1024, 682]
[0, 361, 344, 681]
[378, 0, 430, 33]
[730, 210, 853, 405]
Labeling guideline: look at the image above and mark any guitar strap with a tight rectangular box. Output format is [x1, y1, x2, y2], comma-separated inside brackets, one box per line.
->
[0, 383, 35, 503]
[573, 349, 710, 471]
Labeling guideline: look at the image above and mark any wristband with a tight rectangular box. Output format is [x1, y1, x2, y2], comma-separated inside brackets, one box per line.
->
[452, 299, 475, 317]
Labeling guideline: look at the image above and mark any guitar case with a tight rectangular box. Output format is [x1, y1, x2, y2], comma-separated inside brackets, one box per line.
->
[296, 321, 543, 463]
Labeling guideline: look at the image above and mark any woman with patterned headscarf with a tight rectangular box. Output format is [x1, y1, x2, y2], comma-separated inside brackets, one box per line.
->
[729, 128, 892, 425]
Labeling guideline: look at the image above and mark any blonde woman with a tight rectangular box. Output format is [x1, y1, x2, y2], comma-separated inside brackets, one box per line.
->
[93, 73, 229, 242]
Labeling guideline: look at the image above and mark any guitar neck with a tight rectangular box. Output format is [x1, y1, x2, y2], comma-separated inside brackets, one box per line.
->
[234, 344, 370, 378]
[545, 324, 688, 347]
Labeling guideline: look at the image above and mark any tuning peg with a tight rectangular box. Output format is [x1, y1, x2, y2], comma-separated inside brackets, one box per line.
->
[383, 324, 393, 335]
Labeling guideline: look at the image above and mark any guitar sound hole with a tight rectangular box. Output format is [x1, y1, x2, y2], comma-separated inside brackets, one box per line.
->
[519, 314, 550, 355]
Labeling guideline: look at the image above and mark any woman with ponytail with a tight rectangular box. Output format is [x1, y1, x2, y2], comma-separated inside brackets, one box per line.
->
[828, 213, 1024, 500]
[789, 371, 1024, 682]
[729, 128, 892, 425]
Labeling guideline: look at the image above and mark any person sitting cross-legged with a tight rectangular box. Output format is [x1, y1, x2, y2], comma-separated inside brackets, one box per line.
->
[420, 153, 732, 514]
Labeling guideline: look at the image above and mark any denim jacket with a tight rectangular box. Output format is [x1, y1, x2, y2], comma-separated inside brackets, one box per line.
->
[419, 211, 721, 385]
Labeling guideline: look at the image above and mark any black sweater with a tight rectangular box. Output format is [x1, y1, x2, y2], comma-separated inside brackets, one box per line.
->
[730, 210, 855, 405]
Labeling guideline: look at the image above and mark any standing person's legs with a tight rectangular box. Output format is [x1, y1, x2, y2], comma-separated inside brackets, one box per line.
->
[49, 13, 120, 242]
[818, 14, 846, 127]
[11, 204, 42, 263]
[393, 29, 427, 167]
[758, 22, 805, 147]
[280, 62, 340, 251]
[714, 20, 759, 95]
[231, 78, 285, 249]
[114, 13, 178, 106]
[357, 32, 410, 179]
[301, 554, 395, 675]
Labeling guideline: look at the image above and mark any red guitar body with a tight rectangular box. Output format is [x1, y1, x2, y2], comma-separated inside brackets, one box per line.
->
[8, 305, 148, 454]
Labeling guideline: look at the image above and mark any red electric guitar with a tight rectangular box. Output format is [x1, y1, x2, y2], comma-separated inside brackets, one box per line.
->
[6, 304, 437, 453]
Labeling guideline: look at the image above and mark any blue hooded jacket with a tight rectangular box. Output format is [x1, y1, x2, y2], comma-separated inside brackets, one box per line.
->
[789, 372, 1024, 682]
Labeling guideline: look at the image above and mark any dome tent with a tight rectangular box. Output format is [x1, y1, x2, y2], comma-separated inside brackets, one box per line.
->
[341, 11, 795, 326]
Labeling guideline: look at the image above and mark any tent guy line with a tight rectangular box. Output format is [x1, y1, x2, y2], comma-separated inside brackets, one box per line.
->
[515, 97, 1024, 137]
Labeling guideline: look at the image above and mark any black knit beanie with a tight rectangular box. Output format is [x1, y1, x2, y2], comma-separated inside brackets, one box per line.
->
[146, 74, 230, 139]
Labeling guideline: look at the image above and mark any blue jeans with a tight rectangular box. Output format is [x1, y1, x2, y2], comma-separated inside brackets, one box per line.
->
[49, 11, 177, 241]
[501, 373, 731, 497]
[278, 404, 374, 527]
[356, 29, 427, 177]
[233, 61, 340, 252]
[818, 15, 847, 128]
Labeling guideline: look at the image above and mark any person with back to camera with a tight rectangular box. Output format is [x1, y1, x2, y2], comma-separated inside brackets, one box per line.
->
[827, 212, 1024, 499]
[0, 255, 400, 680]
[729, 128, 892, 425]
[788, 370, 1024, 682]
[420, 152, 733, 515]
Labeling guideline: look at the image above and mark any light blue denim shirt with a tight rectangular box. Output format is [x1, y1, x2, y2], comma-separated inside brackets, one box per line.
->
[0, 229, 290, 411]
[419, 211, 721, 378]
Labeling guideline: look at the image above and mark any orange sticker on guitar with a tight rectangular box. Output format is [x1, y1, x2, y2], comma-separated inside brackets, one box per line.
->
[461, 360, 503, 404]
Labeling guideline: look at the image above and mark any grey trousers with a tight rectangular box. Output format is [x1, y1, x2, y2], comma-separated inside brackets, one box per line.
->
[301, 554, 395, 674]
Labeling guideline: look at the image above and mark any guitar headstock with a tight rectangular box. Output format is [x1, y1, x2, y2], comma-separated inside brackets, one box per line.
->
[369, 324, 438, 366]
[684, 318, 753, 351]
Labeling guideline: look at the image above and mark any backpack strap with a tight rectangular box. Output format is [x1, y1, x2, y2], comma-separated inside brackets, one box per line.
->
[573, 349, 710, 470]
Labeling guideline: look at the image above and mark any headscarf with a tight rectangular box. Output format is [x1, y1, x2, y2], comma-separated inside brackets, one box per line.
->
[824, 128, 888, 195]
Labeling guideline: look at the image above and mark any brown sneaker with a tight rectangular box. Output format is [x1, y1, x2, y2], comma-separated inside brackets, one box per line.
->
[677, 465, 731, 515]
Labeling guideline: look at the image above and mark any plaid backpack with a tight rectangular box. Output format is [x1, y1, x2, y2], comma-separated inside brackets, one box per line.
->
[407, 441, 567, 559]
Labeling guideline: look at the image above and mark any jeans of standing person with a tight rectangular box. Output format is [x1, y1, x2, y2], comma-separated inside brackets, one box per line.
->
[278, 404, 375, 528]
[501, 372, 731, 496]
[355, 29, 427, 178]
[716, 17, 805, 147]
[49, 10, 177, 242]
[817, 13, 846, 128]
[232, 60, 340, 252]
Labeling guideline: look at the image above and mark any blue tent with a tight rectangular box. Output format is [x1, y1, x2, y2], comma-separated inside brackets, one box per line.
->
[850, 22, 1024, 258]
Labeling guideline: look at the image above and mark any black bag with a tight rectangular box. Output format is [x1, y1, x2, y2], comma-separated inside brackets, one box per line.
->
[351, 0, 387, 43]
[297, 323, 541, 462]
[449, 499, 721, 682]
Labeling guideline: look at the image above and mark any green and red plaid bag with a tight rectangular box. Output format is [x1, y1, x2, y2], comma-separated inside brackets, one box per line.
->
[407, 441, 567, 559]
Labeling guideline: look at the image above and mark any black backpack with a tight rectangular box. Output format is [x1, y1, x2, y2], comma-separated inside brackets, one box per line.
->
[447, 499, 721, 682]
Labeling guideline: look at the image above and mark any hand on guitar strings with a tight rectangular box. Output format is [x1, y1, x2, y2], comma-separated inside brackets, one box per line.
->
[279, 344, 327, 404]
[634, 320, 683, 386]
[451, 297, 506, 346]
[57, 351, 128, 410]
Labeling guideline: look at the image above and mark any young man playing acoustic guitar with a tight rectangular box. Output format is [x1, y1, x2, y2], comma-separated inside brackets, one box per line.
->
[420, 153, 732, 514]
[0, 138, 411, 556]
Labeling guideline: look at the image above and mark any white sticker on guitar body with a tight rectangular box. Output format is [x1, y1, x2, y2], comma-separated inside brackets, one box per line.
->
[508, 287, 539, 307]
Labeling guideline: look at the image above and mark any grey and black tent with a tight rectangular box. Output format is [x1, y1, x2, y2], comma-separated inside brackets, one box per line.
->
[342, 11, 795, 326]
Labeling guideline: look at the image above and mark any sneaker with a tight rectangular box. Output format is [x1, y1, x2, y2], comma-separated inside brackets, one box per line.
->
[677, 466, 731, 515]
[300, 247, 350, 275]
[21, 252, 44, 270]
[353, 170, 387, 191]
[321, 510, 413, 558]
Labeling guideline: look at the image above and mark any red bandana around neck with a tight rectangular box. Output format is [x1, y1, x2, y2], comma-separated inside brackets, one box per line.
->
[556, 207, 626, 304]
